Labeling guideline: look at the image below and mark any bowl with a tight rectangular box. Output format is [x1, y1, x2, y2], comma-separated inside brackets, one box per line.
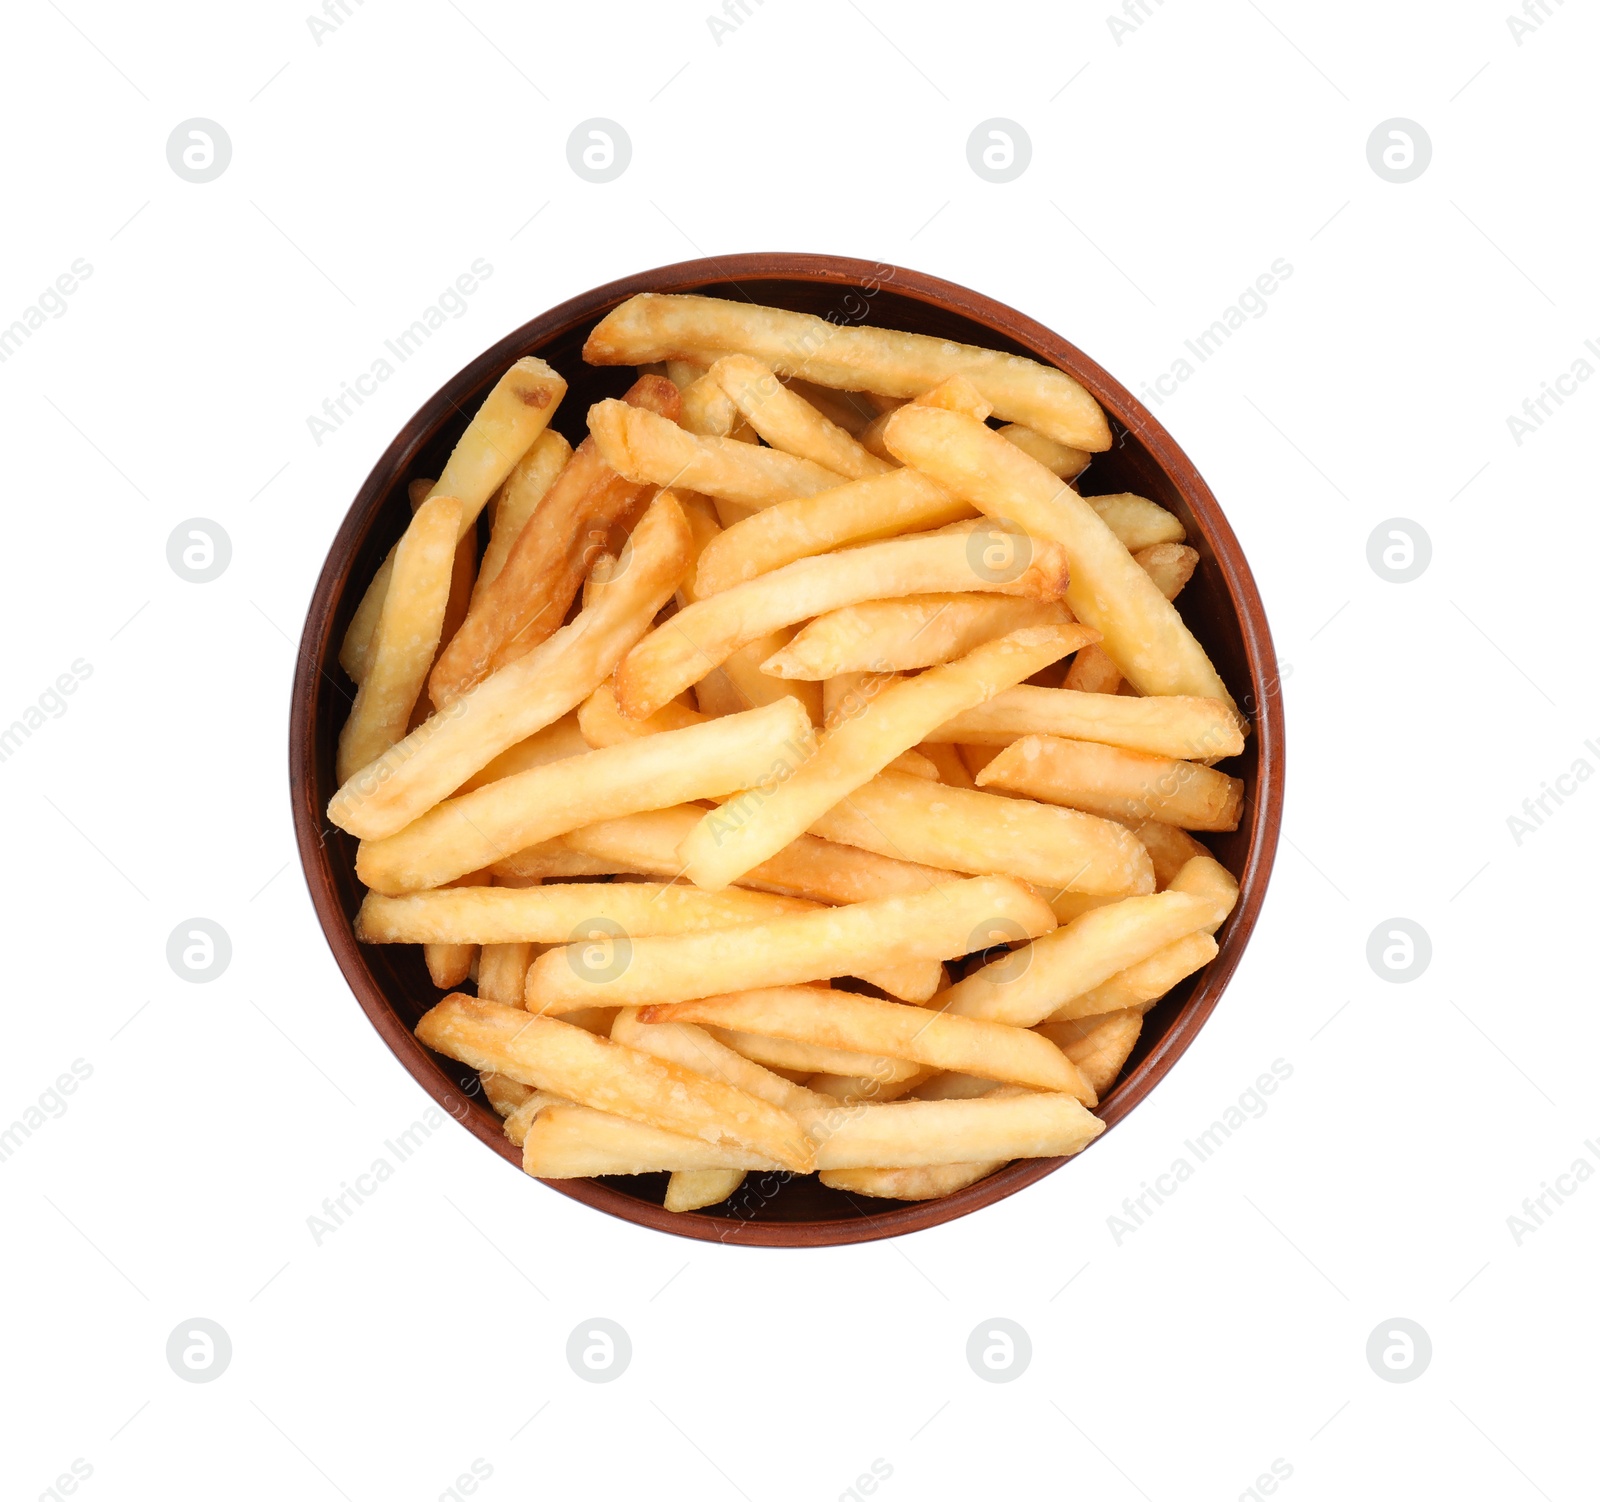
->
[290, 253, 1284, 1247]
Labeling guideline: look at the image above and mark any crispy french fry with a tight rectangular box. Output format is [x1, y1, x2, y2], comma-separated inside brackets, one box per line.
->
[479, 1069, 536, 1117]
[1167, 854, 1240, 932]
[667, 359, 709, 390]
[1037, 1010, 1144, 1096]
[339, 547, 395, 683]
[1045, 929, 1218, 1022]
[355, 880, 820, 945]
[819, 1160, 1003, 1200]
[999, 424, 1091, 479]
[780, 378, 879, 436]
[453, 713, 590, 795]
[932, 890, 1216, 1027]
[678, 371, 741, 437]
[1085, 493, 1185, 550]
[1065, 528, 1197, 695]
[425, 939, 476, 988]
[502, 1089, 560, 1147]
[1135, 541, 1198, 600]
[354, 696, 813, 893]
[765, 595, 1073, 678]
[1130, 819, 1212, 888]
[707, 1020, 925, 1084]
[417, 994, 814, 1169]
[664, 1169, 747, 1211]
[589, 398, 844, 507]
[337, 494, 462, 783]
[477, 941, 536, 1005]
[710, 354, 893, 479]
[977, 736, 1244, 832]
[523, 877, 1055, 1011]
[611, 1008, 826, 1111]
[617, 529, 1072, 720]
[883, 406, 1232, 703]
[926, 685, 1245, 760]
[583, 294, 1111, 450]
[911, 375, 992, 420]
[429, 377, 678, 705]
[471, 429, 572, 604]
[487, 847, 625, 880]
[692, 469, 973, 596]
[680, 625, 1096, 890]
[577, 684, 705, 746]
[327, 491, 692, 841]
[808, 769, 1154, 896]
[523, 1103, 778, 1175]
[641, 988, 1096, 1100]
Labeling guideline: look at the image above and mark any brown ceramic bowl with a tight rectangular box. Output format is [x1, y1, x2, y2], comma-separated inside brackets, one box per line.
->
[290, 253, 1284, 1247]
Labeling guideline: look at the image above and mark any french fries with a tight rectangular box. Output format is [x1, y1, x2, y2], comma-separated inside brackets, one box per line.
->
[679, 625, 1096, 890]
[328, 296, 1252, 1212]
[522, 877, 1055, 1011]
[883, 405, 1233, 703]
[977, 736, 1245, 832]
[616, 529, 1072, 720]
[584, 294, 1112, 449]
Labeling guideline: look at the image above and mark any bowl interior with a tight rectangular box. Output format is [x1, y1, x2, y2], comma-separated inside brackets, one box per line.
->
[291, 256, 1282, 1247]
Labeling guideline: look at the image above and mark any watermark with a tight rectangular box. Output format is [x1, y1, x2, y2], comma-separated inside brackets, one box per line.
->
[1506, 1142, 1600, 1244]
[167, 518, 232, 583]
[1365, 1318, 1430, 1382]
[166, 119, 231, 184]
[1505, 337, 1599, 446]
[1238, 1459, 1293, 1500]
[35, 1459, 93, 1501]
[1107, 0, 1168, 45]
[1506, 738, 1600, 845]
[167, 919, 232, 983]
[436, 1458, 494, 1500]
[1365, 518, 1429, 583]
[837, 1459, 893, 1500]
[305, 1107, 446, 1245]
[166, 1318, 232, 1382]
[965, 1318, 1031, 1381]
[308, 0, 368, 46]
[1365, 919, 1429, 983]
[966, 518, 1032, 584]
[704, 732, 818, 845]
[567, 120, 631, 183]
[1366, 119, 1430, 184]
[1137, 259, 1295, 408]
[0, 658, 93, 766]
[0, 1058, 93, 1167]
[306, 259, 495, 446]
[0, 258, 93, 365]
[566, 1318, 631, 1381]
[718, 1169, 794, 1238]
[965, 917, 1034, 984]
[707, 0, 772, 45]
[966, 120, 1031, 184]
[1507, 0, 1569, 46]
[566, 917, 632, 984]
[1108, 1059, 1294, 1243]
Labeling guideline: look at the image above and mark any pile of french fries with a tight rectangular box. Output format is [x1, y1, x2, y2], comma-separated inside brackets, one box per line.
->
[327, 292, 1247, 1212]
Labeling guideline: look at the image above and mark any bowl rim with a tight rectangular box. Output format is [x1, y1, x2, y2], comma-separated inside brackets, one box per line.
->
[289, 251, 1285, 1248]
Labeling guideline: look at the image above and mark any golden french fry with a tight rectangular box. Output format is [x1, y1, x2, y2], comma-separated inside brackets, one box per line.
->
[453, 713, 590, 795]
[424, 940, 476, 987]
[999, 424, 1091, 479]
[808, 769, 1154, 896]
[910, 375, 992, 420]
[417, 994, 814, 1169]
[780, 378, 879, 435]
[1129, 819, 1213, 888]
[680, 625, 1096, 890]
[641, 988, 1096, 1100]
[691, 469, 973, 596]
[883, 406, 1232, 703]
[664, 1169, 747, 1211]
[977, 735, 1244, 832]
[926, 685, 1245, 760]
[1045, 929, 1218, 1022]
[354, 696, 813, 893]
[589, 398, 844, 507]
[479, 1069, 536, 1117]
[522, 876, 1055, 1011]
[1063, 529, 1190, 694]
[339, 547, 395, 683]
[765, 595, 1073, 678]
[707, 1020, 925, 1084]
[667, 358, 709, 390]
[919, 740, 975, 789]
[326, 490, 692, 842]
[477, 941, 536, 1005]
[1135, 541, 1198, 600]
[429, 376, 678, 705]
[710, 355, 892, 480]
[336, 494, 462, 783]
[577, 684, 704, 746]
[1086, 493, 1185, 550]
[678, 371, 740, 437]
[502, 1089, 560, 1147]
[611, 1007, 826, 1111]
[617, 529, 1072, 720]
[1167, 854, 1240, 932]
[583, 294, 1111, 450]
[933, 890, 1216, 1028]
[819, 1160, 1003, 1200]
[355, 880, 819, 944]
[1036, 1010, 1144, 1095]
[471, 429, 572, 604]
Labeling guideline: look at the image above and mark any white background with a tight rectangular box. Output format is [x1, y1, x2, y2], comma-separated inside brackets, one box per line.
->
[1, 1, 1594, 1497]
